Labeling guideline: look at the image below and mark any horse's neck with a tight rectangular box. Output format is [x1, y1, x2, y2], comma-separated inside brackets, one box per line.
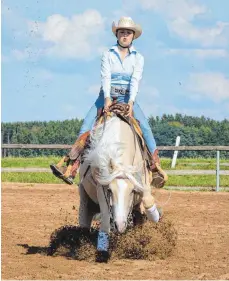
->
[119, 118, 150, 188]
[85, 116, 148, 184]
[102, 117, 142, 166]
[119, 119, 140, 166]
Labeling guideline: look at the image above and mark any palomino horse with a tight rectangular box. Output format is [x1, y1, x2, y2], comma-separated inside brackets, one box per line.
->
[78, 114, 160, 259]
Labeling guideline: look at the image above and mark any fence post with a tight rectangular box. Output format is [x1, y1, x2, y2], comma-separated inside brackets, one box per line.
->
[1, 131, 4, 158]
[216, 150, 220, 192]
[171, 136, 181, 168]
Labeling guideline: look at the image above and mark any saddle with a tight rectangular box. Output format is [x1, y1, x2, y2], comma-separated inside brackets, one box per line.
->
[66, 102, 167, 188]
[99, 102, 168, 188]
[68, 102, 143, 160]
[109, 103, 130, 116]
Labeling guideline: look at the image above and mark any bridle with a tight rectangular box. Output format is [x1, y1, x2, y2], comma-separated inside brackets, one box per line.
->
[102, 183, 135, 232]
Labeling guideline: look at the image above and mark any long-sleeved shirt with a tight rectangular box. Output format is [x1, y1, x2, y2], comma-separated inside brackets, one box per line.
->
[101, 44, 144, 102]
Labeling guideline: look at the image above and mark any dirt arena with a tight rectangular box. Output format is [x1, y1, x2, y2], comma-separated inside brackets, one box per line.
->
[2, 182, 229, 280]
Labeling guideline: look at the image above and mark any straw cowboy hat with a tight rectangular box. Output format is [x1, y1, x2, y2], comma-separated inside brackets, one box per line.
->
[112, 17, 142, 39]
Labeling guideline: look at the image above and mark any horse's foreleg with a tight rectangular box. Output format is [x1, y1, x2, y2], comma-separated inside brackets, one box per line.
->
[78, 184, 94, 229]
[142, 190, 160, 223]
[96, 186, 110, 253]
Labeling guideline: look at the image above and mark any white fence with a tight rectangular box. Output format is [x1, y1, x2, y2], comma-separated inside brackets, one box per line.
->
[2, 144, 229, 192]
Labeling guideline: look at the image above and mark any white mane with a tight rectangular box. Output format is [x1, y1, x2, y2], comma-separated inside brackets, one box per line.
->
[84, 116, 144, 192]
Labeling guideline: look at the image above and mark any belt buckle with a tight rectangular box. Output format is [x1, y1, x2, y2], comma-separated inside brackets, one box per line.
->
[113, 87, 126, 95]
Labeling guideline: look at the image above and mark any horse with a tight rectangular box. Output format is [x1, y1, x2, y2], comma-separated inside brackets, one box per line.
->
[78, 114, 160, 260]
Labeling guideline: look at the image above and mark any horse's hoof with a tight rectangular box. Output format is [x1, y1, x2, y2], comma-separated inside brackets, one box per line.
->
[47, 246, 55, 256]
[157, 207, 164, 221]
[96, 250, 109, 263]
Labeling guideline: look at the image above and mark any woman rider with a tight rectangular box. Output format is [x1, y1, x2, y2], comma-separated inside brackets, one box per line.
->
[50, 17, 165, 188]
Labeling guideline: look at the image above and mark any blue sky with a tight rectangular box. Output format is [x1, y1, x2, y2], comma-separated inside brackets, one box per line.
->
[1, 0, 229, 122]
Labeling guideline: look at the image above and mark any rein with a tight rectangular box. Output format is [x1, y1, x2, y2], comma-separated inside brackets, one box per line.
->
[99, 107, 143, 230]
[114, 112, 147, 185]
[102, 184, 135, 232]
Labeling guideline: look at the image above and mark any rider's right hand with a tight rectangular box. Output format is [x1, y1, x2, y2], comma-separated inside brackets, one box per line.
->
[104, 97, 112, 113]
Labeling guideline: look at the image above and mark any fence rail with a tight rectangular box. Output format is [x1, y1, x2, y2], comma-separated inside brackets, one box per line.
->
[2, 168, 229, 175]
[2, 144, 229, 151]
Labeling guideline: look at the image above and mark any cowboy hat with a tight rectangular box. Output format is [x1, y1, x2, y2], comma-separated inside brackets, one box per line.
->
[112, 17, 142, 39]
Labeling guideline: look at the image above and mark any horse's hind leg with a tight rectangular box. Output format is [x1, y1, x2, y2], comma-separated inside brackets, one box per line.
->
[133, 202, 147, 226]
[142, 191, 160, 223]
[78, 183, 96, 229]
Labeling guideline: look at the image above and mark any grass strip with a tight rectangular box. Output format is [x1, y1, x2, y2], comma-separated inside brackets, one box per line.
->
[2, 157, 229, 170]
[1, 173, 229, 187]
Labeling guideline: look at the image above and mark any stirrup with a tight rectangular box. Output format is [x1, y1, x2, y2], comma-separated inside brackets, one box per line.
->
[50, 164, 66, 179]
[50, 164, 74, 185]
[61, 175, 74, 185]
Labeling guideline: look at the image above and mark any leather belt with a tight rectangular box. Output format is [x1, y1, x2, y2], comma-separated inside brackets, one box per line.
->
[111, 86, 130, 96]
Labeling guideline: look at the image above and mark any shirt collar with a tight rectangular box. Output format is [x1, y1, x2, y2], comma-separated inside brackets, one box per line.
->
[110, 44, 137, 54]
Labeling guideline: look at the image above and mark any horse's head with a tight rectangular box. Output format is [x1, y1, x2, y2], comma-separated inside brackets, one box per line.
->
[92, 161, 144, 233]
[109, 177, 136, 233]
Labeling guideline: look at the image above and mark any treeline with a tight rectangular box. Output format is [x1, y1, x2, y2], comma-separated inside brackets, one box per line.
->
[2, 114, 229, 158]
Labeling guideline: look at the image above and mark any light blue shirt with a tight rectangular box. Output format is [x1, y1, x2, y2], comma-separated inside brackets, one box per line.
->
[101, 44, 144, 102]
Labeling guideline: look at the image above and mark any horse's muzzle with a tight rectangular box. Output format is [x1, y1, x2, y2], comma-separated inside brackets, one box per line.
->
[115, 220, 127, 234]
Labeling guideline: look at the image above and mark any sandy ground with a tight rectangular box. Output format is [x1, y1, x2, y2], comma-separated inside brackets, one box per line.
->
[1, 182, 229, 280]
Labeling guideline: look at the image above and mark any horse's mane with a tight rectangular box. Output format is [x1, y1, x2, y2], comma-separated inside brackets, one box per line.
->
[84, 115, 144, 192]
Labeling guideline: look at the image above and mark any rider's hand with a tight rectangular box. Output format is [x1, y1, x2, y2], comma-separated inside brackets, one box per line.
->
[127, 100, 134, 117]
[104, 97, 112, 113]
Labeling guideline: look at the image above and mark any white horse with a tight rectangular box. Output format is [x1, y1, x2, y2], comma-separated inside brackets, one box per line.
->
[78, 115, 160, 258]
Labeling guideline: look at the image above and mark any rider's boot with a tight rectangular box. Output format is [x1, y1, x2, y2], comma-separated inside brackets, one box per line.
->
[50, 158, 80, 185]
[50, 131, 90, 185]
[150, 149, 168, 188]
[62, 159, 81, 185]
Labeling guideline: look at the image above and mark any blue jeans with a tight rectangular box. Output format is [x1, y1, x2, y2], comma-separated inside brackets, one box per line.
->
[79, 92, 157, 153]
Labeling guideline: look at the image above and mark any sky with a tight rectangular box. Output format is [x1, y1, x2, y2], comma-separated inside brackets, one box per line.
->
[1, 0, 229, 122]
